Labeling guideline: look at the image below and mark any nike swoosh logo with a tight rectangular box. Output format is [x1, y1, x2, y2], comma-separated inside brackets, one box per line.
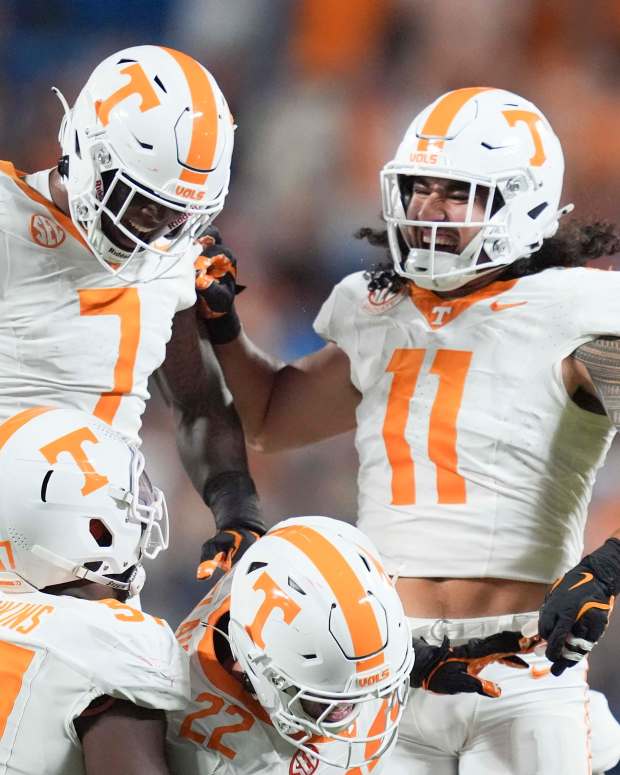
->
[530, 666, 551, 680]
[490, 300, 528, 312]
[569, 571, 594, 591]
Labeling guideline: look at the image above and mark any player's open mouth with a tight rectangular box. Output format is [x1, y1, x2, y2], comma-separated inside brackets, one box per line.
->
[417, 228, 459, 254]
[324, 703, 354, 722]
[102, 218, 161, 252]
[300, 699, 355, 723]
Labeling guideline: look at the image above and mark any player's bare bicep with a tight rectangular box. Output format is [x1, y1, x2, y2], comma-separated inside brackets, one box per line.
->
[572, 337, 620, 426]
[260, 343, 360, 451]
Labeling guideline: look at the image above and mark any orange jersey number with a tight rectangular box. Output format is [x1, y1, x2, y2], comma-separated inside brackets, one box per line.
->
[346, 696, 400, 774]
[78, 288, 141, 425]
[383, 348, 472, 506]
[180, 690, 255, 760]
[0, 641, 36, 741]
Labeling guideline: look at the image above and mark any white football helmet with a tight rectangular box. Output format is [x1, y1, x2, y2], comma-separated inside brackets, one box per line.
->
[381, 87, 572, 291]
[55, 44, 234, 278]
[0, 406, 168, 595]
[228, 516, 413, 768]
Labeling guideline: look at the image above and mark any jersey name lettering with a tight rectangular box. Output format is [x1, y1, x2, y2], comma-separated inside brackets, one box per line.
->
[0, 601, 54, 634]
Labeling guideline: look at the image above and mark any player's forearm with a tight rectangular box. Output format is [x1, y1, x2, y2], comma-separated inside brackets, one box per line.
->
[214, 334, 360, 452]
[160, 310, 256, 502]
[213, 330, 286, 445]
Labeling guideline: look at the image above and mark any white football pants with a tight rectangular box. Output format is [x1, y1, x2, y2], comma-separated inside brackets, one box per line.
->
[390, 612, 620, 775]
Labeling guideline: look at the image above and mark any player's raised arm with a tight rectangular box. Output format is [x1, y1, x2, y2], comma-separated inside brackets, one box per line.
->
[538, 336, 620, 675]
[158, 304, 266, 582]
[191, 229, 360, 452]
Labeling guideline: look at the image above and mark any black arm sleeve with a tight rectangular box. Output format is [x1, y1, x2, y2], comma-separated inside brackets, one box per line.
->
[156, 306, 266, 532]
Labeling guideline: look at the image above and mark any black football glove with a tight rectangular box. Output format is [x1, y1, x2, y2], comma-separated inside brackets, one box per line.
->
[411, 630, 539, 698]
[197, 527, 262, 581]
[197, 472, 266, 582]
[194, 226, 244, 343]
[538, 538, 620, 676]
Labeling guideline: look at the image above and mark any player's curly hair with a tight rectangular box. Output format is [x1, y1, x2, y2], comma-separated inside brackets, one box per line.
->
[357, 220, 620, 295]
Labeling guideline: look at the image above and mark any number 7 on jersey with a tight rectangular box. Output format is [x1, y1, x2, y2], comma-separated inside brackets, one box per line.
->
[383, 348, 472, 506]
[78, 288, 141, 425]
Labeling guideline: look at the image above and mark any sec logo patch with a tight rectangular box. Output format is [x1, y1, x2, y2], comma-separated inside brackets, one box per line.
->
[30, 214, 65, 248]
[289, 744, 319, 775]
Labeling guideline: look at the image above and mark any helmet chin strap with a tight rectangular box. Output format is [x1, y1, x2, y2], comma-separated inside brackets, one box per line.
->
[31, 545, 137, 592]
[93, 230, 141, 270]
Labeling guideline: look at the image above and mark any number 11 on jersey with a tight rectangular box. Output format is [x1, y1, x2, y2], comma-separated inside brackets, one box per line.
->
[383, 348, 472, 506]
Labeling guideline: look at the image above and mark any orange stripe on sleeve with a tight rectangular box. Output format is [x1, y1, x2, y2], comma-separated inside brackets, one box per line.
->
[417, 87, 495, 152]
[0, 642, 35, 740]
[160, 48, 219, 185]
[270, 525, 384, 667]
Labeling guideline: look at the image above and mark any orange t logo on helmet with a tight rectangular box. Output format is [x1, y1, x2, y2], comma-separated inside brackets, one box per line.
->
[245, 571, 301, 648]
[502, 110, 546, 166]
[39, 427, 109, 496]
[95, 62, 161, 126]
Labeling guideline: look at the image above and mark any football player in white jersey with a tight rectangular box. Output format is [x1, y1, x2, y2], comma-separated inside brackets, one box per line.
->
[181, 88, 620, 773]
[0, 405, 189, 775]
[167, 516, 537, 774]
[0, 44, 266, 570]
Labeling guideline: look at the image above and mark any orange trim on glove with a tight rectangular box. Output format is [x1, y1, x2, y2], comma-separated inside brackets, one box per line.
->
[196, 530, 260, 580]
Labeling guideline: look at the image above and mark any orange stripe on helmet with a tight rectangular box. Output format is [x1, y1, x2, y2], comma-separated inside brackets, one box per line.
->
[0, 407, 54, 451]
[161, 47, 219, 185]
[356, 653, 385, 672]
[270, 525, 385, 669]
[417, 87, 495, 152]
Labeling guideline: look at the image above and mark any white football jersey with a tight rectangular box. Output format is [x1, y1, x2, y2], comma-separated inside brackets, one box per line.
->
[314, 267, 620, 583]
[0, 162, 198, 444]
[167, 575, 396, 775]
[0, 588, 189, 775]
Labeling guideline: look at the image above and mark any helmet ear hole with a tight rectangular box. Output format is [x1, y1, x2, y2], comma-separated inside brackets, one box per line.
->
[89, 519, 112, 547]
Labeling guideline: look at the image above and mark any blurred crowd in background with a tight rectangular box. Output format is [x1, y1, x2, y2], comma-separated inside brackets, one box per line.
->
[3, 0, 620, 751]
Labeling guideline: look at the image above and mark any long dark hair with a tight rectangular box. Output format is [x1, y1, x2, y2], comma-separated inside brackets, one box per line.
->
[357, 220, 620, 295]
